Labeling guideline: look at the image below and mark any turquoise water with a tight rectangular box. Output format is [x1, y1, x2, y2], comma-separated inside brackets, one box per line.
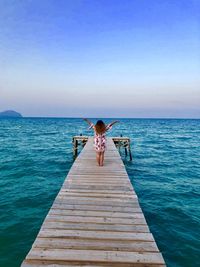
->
[0, 118, 200, 267]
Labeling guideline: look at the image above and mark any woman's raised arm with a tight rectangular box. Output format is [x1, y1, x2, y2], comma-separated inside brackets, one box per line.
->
[105, 120, 119, 131]
[109, 120, 120, 127]
[83, 118, 93, 128]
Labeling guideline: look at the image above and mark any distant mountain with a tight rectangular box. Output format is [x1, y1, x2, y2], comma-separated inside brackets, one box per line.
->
[0, 110, 23, 118]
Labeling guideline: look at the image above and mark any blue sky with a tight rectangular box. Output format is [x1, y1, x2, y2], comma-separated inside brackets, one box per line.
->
[0, 0, 199, 118]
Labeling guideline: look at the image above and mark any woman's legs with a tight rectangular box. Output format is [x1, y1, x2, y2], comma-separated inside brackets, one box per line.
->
[96, 151, 105, 166]
[96, 152, 101, 166]
[99, 151, 105, 166]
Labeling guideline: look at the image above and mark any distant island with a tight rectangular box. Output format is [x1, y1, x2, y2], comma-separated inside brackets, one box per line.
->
[0, 110, 23, 118]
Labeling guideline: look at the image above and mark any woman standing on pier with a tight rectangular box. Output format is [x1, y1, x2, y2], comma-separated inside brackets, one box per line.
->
[83, 119, 119, 166]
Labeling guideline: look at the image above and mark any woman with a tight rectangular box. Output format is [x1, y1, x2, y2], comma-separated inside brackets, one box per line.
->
[83, 118, 119, 166]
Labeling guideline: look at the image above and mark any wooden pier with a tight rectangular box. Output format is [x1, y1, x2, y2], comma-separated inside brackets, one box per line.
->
[21, 137, 166, 267]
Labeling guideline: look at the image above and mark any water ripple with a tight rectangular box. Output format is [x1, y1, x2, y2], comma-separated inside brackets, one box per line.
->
[0, 118, 200, 267]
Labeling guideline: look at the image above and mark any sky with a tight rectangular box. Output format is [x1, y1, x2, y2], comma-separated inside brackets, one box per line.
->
[0, 0, 200, 118]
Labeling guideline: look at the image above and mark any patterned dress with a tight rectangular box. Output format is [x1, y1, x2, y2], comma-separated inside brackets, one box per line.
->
[90, 124, 112, 152]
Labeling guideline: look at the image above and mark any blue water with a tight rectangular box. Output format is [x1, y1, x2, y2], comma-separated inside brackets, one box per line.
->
[0, 118, 200, 267]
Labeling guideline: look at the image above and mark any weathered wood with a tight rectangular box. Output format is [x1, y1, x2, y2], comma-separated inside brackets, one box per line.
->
[52, 203, 141, 212]
[41, 221, 150, 233]
[60, 189, 135, 194]
[48, 209, 144, 219]
[54, 197, 139, 207]
[33, 238, 158, 252]
[58, 192, 136, 199]
[46, 215, 147, 225]
[21, 137, 165, 267]
[23, 262, 166, 267]
[60, 185, 134, 191]
[38, 229, 154, 241]
[65, 180, 132, 186]
[23, 248, 165, 264]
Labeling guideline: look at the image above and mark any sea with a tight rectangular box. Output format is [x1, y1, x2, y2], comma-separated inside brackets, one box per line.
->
[0, 118, 200, 267]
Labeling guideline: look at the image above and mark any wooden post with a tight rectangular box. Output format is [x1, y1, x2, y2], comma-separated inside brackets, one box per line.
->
[72, 137, 75, 156]
[82, 139, 87, 147]
[75, 139, 78, 158]
[128, 141, 132, 161]
[73, 137, 78, 158]
[125, 146, 128, 156]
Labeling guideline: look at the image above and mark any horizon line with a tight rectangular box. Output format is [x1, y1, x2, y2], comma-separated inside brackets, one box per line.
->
[1, 116, 200, 120]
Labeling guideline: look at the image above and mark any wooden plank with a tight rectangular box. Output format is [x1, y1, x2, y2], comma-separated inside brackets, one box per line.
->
[60, 189, 135, 195]
[48, 209, 144, 219]
[33, 237, 158, 252]
[24, 248, 165, 264]
[23, 263, 166, 267]
[65, 175, 132, 179]
[22, 261, 166, 267]
[62, 185, 134, 191]
[41, 221, 150, 232]
[59, 185, 134, 191]
[54, 197, 139, 207]
[58, 194, 136, 200]
[65, 180, 132, 186]
[46, 215, 147, 225]
[52, 203, 141, 212]
[56, 196, 138, 204]
[61, 184, 133, 190]
[54, 198, 140, 207]
[38, 229, 154, 241]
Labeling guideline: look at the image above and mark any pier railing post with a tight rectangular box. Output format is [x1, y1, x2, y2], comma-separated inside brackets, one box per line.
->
[125, 145, 128, 156]
[73, 137, 78, 158]
[112, 137, 132, 161]
[128, 140, 132, 161]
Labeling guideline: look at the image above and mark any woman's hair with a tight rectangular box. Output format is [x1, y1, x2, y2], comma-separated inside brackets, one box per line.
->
[95, 120, 106, 134]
